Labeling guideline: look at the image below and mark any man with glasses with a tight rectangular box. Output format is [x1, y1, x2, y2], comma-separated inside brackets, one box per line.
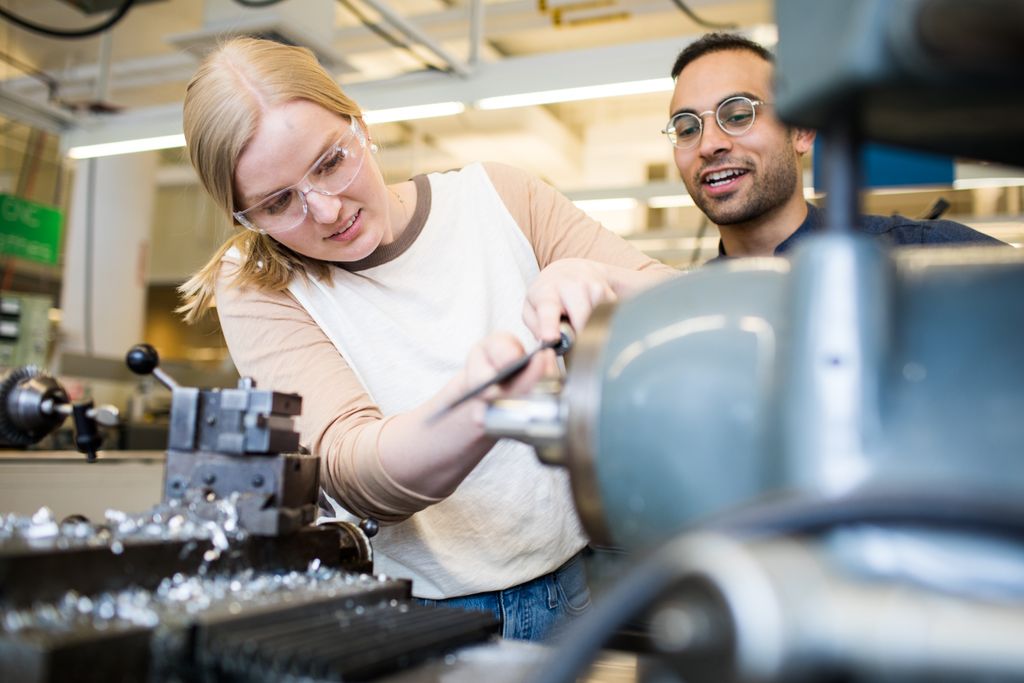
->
[665, 33, 1001, 260]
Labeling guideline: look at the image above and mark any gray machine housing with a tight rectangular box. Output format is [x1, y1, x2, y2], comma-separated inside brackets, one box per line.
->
[501, 3, 1024, 681]
[569, 240, 1024, 550]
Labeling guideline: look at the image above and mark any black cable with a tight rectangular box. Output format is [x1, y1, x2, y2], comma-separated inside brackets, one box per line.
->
[670, 0, 738, 30]
[703, 490, 1024, 540]
[0, 0, 135, 39]
[531, 535, 698, 683]
[919, 197, 951, 220]
[335, 0, 445, 73]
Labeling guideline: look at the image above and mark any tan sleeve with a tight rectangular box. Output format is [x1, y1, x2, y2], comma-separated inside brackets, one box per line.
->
[482, 161, 678, 275]
[214, 262, 442, 524]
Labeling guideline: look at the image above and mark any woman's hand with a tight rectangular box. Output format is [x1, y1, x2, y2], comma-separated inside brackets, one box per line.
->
[380, 331, 551, 498]
[524, 258, 617, 343]
[381, 260, 673, 499]
[458, 331, 551, 426]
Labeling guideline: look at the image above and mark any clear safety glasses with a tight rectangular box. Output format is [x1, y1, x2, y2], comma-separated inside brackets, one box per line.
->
[234, 119, 368, 235]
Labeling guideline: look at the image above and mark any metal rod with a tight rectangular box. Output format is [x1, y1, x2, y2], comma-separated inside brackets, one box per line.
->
[94, 31, 114, 104]
[821, 115, 861, 232]
[359, 0, 472, 77]
[469, 0, 484, 67]
[0, 90, 77, 134]
[153, 367, 179, 390]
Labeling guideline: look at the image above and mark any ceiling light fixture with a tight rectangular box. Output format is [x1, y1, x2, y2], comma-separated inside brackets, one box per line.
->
[63, 72, 680, 160]
[362, 101, 466, 124]
[67, 133, 187, 160]
[65, 102, 467, 159]
[477, 77, 674, 110]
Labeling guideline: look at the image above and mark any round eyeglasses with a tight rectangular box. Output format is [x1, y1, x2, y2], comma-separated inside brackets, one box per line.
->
[662, 96, 767, 150]
[234, 119, 368, 235]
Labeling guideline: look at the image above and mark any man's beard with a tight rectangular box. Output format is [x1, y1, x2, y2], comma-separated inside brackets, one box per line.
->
[688, 145, 799, 226]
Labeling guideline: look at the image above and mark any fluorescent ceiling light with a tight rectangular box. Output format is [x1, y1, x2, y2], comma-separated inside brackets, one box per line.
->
[363, 101, 465, 124]
[68, 134, 186, 159]
[477, 78, 674, 110]
[65, 102, 466, 159]
[573, 197, 638, 212]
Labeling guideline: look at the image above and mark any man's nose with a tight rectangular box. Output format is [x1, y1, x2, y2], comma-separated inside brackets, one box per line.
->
[698, 117, 732, 158]
[305, 190, 343, 225]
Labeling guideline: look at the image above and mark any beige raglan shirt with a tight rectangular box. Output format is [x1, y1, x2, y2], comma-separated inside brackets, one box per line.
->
[215, 162, 675, 597]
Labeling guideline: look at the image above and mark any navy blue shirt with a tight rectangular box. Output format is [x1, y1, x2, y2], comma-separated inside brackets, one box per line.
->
[710, 203, 1003, 262]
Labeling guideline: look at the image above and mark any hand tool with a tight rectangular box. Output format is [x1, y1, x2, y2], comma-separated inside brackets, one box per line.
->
[429, 320, 575, 422]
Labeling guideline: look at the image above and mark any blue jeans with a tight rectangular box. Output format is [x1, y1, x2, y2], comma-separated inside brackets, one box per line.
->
[415, 551, 591, 641]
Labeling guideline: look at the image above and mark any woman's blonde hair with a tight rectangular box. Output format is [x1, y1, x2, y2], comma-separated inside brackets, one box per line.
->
[178, 36, 363, 323]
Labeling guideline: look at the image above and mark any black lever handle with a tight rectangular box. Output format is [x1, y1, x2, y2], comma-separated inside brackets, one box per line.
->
[72, 401, 102, 463]
[126, 343, 179, 390]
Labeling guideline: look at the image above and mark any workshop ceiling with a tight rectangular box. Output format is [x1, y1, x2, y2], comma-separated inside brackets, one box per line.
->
[2, 1, 1022, 276]
[0, 0, 773, 191]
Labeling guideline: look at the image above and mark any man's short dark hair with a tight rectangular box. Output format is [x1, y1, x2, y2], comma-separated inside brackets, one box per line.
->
[671, 33, 774, 79]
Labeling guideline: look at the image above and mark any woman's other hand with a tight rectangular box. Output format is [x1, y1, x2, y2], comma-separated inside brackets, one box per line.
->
[523, 258, 617, 345]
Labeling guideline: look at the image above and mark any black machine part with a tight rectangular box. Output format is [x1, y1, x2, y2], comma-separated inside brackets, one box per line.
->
[774, 0, 1024, 166]
[0, 524, 373, 609]
[194, 594, 498, 682]
[0, 554, 498, 683]
[533, 528, 1024, 683]
[0, 365, 119, 460]
[0, 366, 68, 445]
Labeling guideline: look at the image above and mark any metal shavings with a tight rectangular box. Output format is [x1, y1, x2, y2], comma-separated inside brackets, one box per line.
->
[1, 565, 394, 635]
[0, 493, 397, 645]
[0, 490, 249, 557]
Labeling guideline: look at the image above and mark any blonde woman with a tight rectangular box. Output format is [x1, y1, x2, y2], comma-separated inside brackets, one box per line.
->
[179, 37, 676, 640]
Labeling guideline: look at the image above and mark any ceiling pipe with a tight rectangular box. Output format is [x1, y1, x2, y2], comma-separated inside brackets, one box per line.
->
[469, 0, 484, 67]
[0, 90, 78, 135]
[358, 0, 472, 77]
[94, 32, 114, 105]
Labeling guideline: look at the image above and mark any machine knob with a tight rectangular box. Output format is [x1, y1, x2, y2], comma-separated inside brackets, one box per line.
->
[126, 343, 159, 375]
[359, 518, 380, 538]
[125, 343, 178, 390]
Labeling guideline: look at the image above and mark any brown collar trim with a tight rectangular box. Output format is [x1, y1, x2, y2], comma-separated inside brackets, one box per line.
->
[335, 174, 431, 272]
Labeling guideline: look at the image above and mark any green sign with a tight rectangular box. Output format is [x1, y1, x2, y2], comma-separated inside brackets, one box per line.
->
[0, 194, 63, 265]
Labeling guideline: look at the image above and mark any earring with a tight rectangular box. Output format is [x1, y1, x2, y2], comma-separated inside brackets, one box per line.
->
[370, 143, 379, 153]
